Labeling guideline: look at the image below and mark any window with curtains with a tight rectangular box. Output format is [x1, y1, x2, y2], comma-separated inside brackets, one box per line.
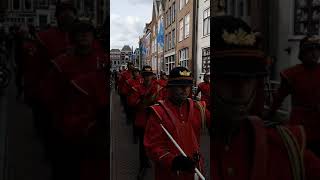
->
[294, 0, 320, 35]
[184, 13, 190, 38]
[179, 19, 184, 41]
[180, 0, 184, 10]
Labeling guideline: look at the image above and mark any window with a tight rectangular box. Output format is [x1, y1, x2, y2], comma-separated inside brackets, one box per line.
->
[202, 47, 210, 73]
[168, 32, 171, 49]
[203, 8, 210, 36]
[166, 11, 169, 27]
[294, 0, 320, 35]
[25, 0, 32, 10]
[179, 48, 189, 68]
[184, 14, 190, 38]
[239, 0, 244, 16]
[179, 0, 184, 10]
[165, 55, 176, 73]
[172, 2, 176, 22]
[39, 15, 48, 28]
[13, 0, 20, 10]
[172, 29, 175, 47]
[165, 34, 168, 51]
[179, 19, 184, 41]
[169, 7, 172, 25]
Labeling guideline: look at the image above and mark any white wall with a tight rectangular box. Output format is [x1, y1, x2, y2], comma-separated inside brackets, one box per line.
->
[196, 0, 210, 85]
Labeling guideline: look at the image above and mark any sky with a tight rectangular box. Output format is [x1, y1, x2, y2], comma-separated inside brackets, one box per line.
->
[110, 0, 153, 50]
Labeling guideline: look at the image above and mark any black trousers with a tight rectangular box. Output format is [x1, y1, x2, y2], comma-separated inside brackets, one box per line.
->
[30, 102, 55, 161]
[137, 128, 149, 170]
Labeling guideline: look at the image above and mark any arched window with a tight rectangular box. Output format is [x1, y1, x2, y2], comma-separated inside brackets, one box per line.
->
[25, 0, 32, 10]
[13, 0, 20, 10]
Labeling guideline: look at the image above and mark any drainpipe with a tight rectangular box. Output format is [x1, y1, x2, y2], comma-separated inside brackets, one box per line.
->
[192, 0, 198, 86]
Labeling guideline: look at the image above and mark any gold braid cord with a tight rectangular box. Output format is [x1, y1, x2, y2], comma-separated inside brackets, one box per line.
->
[195, 101, 207, 135]
[276, 126, 305, 180]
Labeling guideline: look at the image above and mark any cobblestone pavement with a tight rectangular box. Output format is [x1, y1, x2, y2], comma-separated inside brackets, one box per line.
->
[110, 89, 210, 180]
[0, 62, 51, 180]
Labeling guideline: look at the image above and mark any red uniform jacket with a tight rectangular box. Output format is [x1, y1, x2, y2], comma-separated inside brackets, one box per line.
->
[127, 81, 164, 129]
[118, 70, 132, 96]
[37, 27, 71, 59]
[39, 50, 104, 116]
[62, 71, 108, 139]
[271, 64, 320, 143]
[198, 82, 210, 108]
[144, 98, 210, 180]
[65, 71, 109, 180]
[211, 117, 320, 180]
[157, 79, 168, 87]
[21, 28, 72, 102]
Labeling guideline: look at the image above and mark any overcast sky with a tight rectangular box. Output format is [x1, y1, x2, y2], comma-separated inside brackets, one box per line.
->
[110, 0, 153, 50]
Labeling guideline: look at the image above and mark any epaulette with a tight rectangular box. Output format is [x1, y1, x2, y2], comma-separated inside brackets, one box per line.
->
[264, 120, 283, 128]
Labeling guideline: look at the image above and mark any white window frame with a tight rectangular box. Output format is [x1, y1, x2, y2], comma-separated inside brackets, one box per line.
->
[184, 13, 190, 38]
[203, 8, 210, 36]
[179, 0, 184, 10]
[179, 48, 189, 68]
[179, 19, 184, 42]
[165, 55, 176, 74]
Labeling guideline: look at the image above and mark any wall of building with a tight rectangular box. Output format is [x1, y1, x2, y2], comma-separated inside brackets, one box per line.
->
[196, 0, 210, 84]
[176, 0, 193, 69]
[164, 0, 177, 74]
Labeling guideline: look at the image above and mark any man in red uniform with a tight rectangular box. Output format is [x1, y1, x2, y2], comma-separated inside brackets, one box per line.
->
[126, 68, 142, 132]
[144, 66, 210, 180]
[127, 66, 164, 179]
[157, 71, 168, 87]
[266, 36, 320, 157]
[38, 19, 107, 178]
[118, 62, 134, 115]
[58, 70, 108, 180]
[21, 1, 76, 138]
[194, 74, 210, 109]
[210, 15, 320, 180]
[40, 19, 102, 116]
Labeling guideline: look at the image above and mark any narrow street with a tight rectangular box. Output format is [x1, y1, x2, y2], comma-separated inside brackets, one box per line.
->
[0, 55, 52, 180]
[110, 87, 211, 179]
